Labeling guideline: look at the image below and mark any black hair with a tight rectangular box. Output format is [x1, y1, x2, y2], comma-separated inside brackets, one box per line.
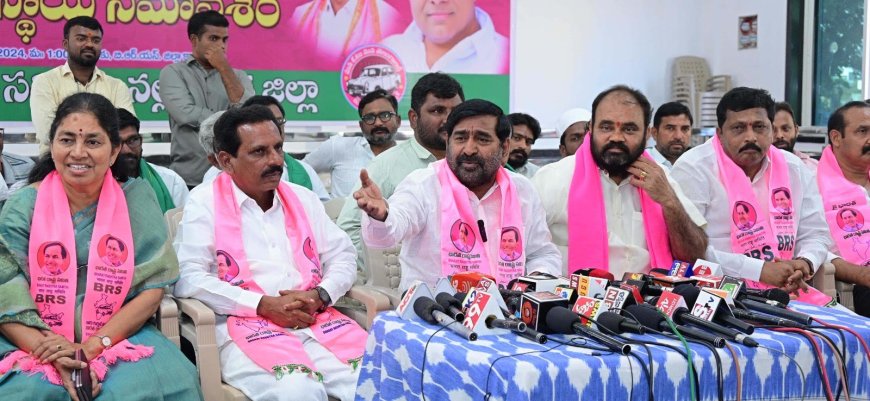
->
[591, 85, 652, 129]
[443, 99, 511, 143]
[188, 10, 229, 38]
[653, 102, 693, 128]
[213, 105, 277, 157]
[559, 132, 566, 147]
[736, 202, 750, 214]
[116, 108, 140, 132]
[242, 95, 285, 117]
[29, 93, 127, 184]
[774, 102, 797, 125]
[840, 208, 858, 218]
[507, 113, 542, 141]
[827, 101, 870, 141]
[772, 188, 790, 199]
[64, 16, 102, 38]
[105, 235, 126, 251]
[410, 72, 464, 113]
[716, 87, 775, 128]
[502, 227, 520, 242]
[43, 242, 67, 259]
[358, 89, 398, 117]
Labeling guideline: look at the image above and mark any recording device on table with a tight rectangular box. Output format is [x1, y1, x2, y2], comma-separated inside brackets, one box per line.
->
[72, 349, 93, 401]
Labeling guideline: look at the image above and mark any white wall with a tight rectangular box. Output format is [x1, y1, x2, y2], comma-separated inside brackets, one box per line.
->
[512, 0, 788, 131]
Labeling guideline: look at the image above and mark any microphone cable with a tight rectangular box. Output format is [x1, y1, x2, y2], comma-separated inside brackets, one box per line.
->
[814, 318, 870, 363]
[481, 340, 568, 401]
[757, 344, 807, 401]
[547, 337, 637, 401]
[658, 310, 697, 401]
[773, 327, 835, 401]
[420, 323, 453, 401]
[805, 328, 849, 401]
[722, 342, 741, 401]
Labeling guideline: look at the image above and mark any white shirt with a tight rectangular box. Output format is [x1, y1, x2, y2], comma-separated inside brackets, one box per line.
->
[303, 136, 375, 199]
[173, 179, 357, 347]
[361, 166, 562, 292]
[670, 140, 832, 281]
[513, 162, 540, 179]
[148, 162, 190, 207]
[532, 155, 706, 279]
[202, 160, 331, 202]
[646, 146, 674, 170]
[380, 8, 508, 74]
[291, 0, 400, 59]
[0, 153, 34, 202]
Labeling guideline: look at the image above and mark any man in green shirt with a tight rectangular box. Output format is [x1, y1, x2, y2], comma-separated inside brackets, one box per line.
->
[336, 72, 464, 283]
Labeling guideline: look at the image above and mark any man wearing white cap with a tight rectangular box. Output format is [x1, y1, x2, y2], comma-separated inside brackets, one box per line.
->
[557, 108, 592, 157]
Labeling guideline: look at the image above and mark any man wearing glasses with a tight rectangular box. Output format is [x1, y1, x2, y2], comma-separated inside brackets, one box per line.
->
[116, 109, 189, 212]
[304, 89, 399, 198]
[0, 128, 35, 204]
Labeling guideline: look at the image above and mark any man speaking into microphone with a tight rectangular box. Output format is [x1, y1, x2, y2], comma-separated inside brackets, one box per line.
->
[355, 99, 561, 292]
[532, 85, 708, 278]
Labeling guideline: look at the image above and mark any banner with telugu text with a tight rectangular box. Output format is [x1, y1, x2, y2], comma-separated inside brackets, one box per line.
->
[0, 0, 510, 124]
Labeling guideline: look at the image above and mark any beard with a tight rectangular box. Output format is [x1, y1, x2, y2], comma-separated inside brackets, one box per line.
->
[772, 137, 796, 153]
[116, 153, 140, 176]
[507, 149, 528, 168]
[364, 126, 395, 146]
[447, 149, 503, 190]
[658, 140, 688, 161]
[416, 118, 447, 150]
[591, 140, 645, 177]
[70, 49, 99, 67]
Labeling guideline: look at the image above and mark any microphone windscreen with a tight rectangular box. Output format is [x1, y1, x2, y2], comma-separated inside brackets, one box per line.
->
[624, 304, 663, 331]
[596, 312, 625, 334]
[762, 288, 790, 305]
[587, 268, 615, 282]
[650, 268, 671, 275]
[435, 292, 461, 309]
[453, 292, 467, 303]
[545, 306, 580, 335]
[413, 297, 441, 325]
[672, 284, 701, 306]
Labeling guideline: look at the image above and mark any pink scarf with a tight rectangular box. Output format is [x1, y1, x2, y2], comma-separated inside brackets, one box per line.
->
[436, 160, 525, 287]
[567, 139, 673, 272]
[0, 170, 152, 384]
[712, 135, 831, 305]
[296, 0, 382, 56]
[817, 146, 870, 266]
[213, 174, 366, 380]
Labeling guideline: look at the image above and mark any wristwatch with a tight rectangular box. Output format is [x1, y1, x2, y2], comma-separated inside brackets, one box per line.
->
[314, 286, 331, 312]
[795, 257, 815, 277]
[95, 335, 112, 349]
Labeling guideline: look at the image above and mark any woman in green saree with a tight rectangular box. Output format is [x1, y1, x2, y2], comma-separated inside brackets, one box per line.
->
[0, 93, 201, 400]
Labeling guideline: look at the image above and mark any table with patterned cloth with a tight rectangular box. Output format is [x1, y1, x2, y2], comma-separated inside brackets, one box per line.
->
[354, 303, 870, 401]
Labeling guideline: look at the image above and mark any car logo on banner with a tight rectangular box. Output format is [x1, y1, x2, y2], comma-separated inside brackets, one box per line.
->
[341, 45, 406, 108]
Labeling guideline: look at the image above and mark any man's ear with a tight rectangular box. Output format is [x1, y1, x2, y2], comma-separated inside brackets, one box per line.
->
[830, 129, 844, 149]
[408, 108, 418, 131]
[217, 151, 233, 173]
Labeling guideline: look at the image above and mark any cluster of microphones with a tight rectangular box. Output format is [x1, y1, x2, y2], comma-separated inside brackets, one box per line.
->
[396, 259, 817, 353]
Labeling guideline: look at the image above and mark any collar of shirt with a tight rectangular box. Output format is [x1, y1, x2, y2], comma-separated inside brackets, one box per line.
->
[325, 0, 358, 15]
[229, 177, 284, 213]
[408, 136, 436, 161]
[647, 146, 673, 169]
[401, 7, 498, 65]
[60, 62, 105, 85]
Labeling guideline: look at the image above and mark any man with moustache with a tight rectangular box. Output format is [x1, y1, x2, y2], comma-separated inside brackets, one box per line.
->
[648, 102, 693, 170]
[533, 85, 707, 278]
[506, 113, 541, 178]
[773, 102, 818, 173]
[556, 108, 592, 158]
[815, 100, 870, 316]
[175, 106, 364, 400]
[337, 72, 464, 281]
[355, 99, 560, 291]
[31, 16, 135, 154]
[305, 90, 399, 198]
[672, 88, 833, 304]
[116, 109, 189, 212]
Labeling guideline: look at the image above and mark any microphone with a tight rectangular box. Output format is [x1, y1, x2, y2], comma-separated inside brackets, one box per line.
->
[669, 305, 758, 347]
[454, 292, 545, 341]
[477, 220, 487, 242]
[572, 268, 616, 282]
[486, 315, 527, 332]
[413, 297, 478, 341]
[596, 311, 645, 335]
[731, 306, 808, 328]
[624, 304, 726, 347]
[546, 306, 631, 355]
[673, 285, 755, 334]
[740, 299, 813, 326]
[741, 288, 790, 307]
[435, 292, 466, 322]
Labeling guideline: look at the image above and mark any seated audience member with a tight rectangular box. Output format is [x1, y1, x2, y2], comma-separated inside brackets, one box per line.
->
[816, 101, 870, 316]
[671, 87, 834, 305]
[773, 101, 818, 173]
[116, 109, 189, 212]
[337, 72, 464, 282]
[556, 108, 591, 157]
[0, 128, 35, 203]
[198, 111, 225, 171]
[356, 99, 561, 291]
[533, 86, 707, 278]
[648, 101, 693, 170]
[506, 112, 542, 178]
[201, 97, 331, 201]
[174, 106, 364, 401]
[0, 93, 200, 400]
[304, 89, 399, 198]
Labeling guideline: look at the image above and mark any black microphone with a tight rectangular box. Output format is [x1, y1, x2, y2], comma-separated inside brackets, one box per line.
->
[596, 311, 645, 335]
[452, 292, 543, 341]
[740, 299, 813, 326]
[478, 220, 487, 242]
[743, 288, 791, 306]
[546, 306, 631, 355]
[673, 285, 755, 335]
[667, 305, 758, 348]
[625, 304, 726, 347]
[731, 306, 808, 328]
[486, 315, 527, 332]
[435, 292, 465, 322]
[413, 297, 478, 341]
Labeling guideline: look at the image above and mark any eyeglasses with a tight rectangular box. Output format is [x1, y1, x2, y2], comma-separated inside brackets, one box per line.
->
[121, 135, 142, 148]
[275, 118, 286, 127]
[361, 111, 397, 125]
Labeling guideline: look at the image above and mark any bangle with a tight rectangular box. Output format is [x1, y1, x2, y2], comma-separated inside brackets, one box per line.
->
[795, 257, 815, 276]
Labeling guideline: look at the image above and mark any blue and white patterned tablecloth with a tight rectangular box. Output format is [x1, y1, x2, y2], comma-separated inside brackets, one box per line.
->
[354, 303, 870, 401]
